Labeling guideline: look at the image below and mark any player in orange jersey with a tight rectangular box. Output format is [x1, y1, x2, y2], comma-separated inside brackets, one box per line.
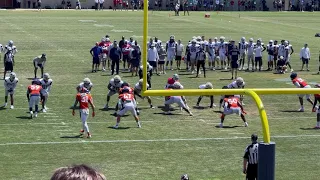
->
[72, 87, 95, 138]
[220, 95, 248, 128]
[312, 84, 320, 129]
[290, 72, 314, 112]
[113, 89, 141, 129]
[27, 79, 43, 119]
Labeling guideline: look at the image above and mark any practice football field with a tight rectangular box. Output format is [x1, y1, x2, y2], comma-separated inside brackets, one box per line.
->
[1, 10, 320, 180]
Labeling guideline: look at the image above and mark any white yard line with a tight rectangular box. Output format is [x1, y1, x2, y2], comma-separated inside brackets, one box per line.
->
[1, 134, 320, 146]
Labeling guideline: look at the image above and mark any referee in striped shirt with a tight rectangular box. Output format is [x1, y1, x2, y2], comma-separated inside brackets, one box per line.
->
[243, 134, 259, 180]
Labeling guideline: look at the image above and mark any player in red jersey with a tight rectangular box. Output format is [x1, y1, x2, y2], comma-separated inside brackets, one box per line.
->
[220, 95, 248, 128]
[72, 87, 95, 138]
[290, 72, 314, 112]
[114, 89, 141, 129]
[27, 79, 43, 119]
[312, 84, 320, 129]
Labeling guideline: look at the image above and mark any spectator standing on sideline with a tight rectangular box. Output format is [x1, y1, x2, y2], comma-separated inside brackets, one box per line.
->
[17, 0, 21, 8]
[243, 134, 259, 180]
[176, 40, 184, 70]
[95, 0, 99, 10]
[51, 164, 106, 180]
[147, 43, 159, 75]
[76, 0, 81, 9]
[61, 0, 66, 8]
[3, 47, 14, 80]
[28, 0, 31, 8]
[37, 0, 42, 11]
[33, 53, 47, 78]
[67, 0, 71, 9]
[183, 0, 190, 15]
[99, 0, 105, 10]
[109, 41, 122, 75]
[300, 43, 311, 71]
[90, 42, 102, 73]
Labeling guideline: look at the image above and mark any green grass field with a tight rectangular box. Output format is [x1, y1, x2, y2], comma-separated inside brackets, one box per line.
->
[1, 10, 320, 180]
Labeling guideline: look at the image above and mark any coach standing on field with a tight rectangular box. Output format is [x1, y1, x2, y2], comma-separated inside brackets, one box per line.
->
[300, 43, 311, 71]
[90, 42, 102, 73]
[109, 41, 122, 75]
[243, 134, 259, 180]
[147, 43, 159, 75]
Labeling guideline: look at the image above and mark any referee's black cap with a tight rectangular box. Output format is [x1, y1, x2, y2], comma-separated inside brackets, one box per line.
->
[251, 134, 258, 142]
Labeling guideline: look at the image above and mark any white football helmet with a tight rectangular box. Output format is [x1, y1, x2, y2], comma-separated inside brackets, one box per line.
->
[173, 82, 182, 89]
[220, 36, 225, 42]
[43, 73, 50, 80]
[8, 40, 13, 46]
[205, 82, 213, 89]
[173, 74, 179, 81]
[138, 79, 143, 86]
[113, 75, 121, 83]
[284, 41, 288, 46]
[9, 72, 16, 80]
[170, 35, 175, 40]
[106, 38, 110, 42]
[236, 77, 244, 86]
[241, 37, 246, 42]
[83, 78, 91, 85]
[249, 38, 254, 42]
[101, 37, 106, 42]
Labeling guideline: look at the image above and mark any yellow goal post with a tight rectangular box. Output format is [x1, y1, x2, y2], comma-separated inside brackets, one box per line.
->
[141, 1, 320, 144]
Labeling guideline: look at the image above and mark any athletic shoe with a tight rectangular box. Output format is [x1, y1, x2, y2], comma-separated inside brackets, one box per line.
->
[30, 111, 33, 119]
[10, 105, 14, 109]
[245, 122, 248, 127]
[211, 104, 217, 108]
[80, 129, 84, 135]
[137, 123, 141, 128]
[219, 123, 223, 128]
[290, 69, 294, 72]
[87, 133, 92, 138]
[298, 108, 304, 112]
[189, 112, 193, 116]
[113, 125, 119, 129]
[3, 103, 7, 107]
[42, 109, 47, 113]
[314, 126, 320, 129]
[34, 113, 38, 118]
[103, 104, 109, 110]
[150, 105, 155, 109]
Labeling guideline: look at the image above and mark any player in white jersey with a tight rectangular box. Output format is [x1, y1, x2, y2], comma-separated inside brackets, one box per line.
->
[0, 44, 3, 59]
[165, 35, 177, 70]
[218, 36, 227, 70]
[219, 77, 245, 108]
[128, 37, 136, 47]
[284, 41, 294, 72]
[5, 40, 18, 56]
[104, 75, 123, 110]
[3, 72, 18, 109]
[206, 38, 216, 70]
[134, 79, 154, 108]
[254, 39, 266, 71]
[213, 37, 220, 69]
[188, 40, 200, 74]
[196, 82, 216, 108]
[278, 40, 285, 58]
[267, 40, 275, 71]
[147, 38, 154, 49]
[238, 37, 248, 70]
[40, 73, 53, 112]
[246, 38, 255, 71]
[154, 37, 162, 52]
[77, 78, 93, 93]
[33, 53, 47, 78]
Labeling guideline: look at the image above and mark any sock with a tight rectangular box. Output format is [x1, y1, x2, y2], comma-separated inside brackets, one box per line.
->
[317, 121, 320, 127]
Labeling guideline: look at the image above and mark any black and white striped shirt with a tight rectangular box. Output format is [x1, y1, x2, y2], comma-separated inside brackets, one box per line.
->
[243, 143, 259, 164]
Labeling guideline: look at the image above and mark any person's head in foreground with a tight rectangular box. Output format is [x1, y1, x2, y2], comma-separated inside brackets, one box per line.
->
[51, 164, 106, 180]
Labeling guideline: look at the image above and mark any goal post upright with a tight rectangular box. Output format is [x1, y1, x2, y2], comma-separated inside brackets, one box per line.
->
[142, 0, 148, 92]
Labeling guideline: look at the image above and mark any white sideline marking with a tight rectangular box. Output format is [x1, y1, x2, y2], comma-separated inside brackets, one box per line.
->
[57, 130, 72, 132]
[44, 116, 60, 118]
[111, 29, 133, 33]
[78, 20, 97, 22]
[53, 126, 69, 128]
[1, 134, 320, 146]
[94, 24, 114, 27]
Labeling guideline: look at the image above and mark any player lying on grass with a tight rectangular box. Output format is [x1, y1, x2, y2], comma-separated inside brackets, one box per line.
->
[220, 94, 248, 128]
[27, 79, 43, 119]
[134, 79, 154, 109]
[104, 75, 123, 110]
[3, 72, 18, 109]
[113, 88, 141, 129]
[290, 72, 314, 112]
[77, 78, 93, 93]
[164, 82, 193, 116]
[72, 87, 95, 138]
[40, 73, 52, 112]
[196, 82, 216, 108]
[312, 84, 320, 129]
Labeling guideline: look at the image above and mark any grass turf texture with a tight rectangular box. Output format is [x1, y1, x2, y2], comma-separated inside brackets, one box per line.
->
[0, 10, 320, 180]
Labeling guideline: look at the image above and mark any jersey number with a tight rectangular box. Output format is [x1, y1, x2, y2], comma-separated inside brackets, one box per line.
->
[30, 85, 41, 91]
[81, 95, 88, 103]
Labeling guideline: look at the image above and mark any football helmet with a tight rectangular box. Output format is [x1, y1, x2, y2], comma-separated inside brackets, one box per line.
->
[138, 79, 143, 86]
[173, 82, 182, 89]
[205, 82, 213, 89]
[290, 72, 297, 80]
[9, 72, 16, 80]
[113, 75, 121, 83]
[269, 40, 274, 44]
[219, 36, 225, 42]
[32, 79, 40, 85]
[8, 40, 13, 46]
[284, 41, 288, 46]
[170, 35, 175, 40]
[167, 77, 175, 85]
[236, 77, 244, 86]
[251, 134, 258, 142]
[121, 81, 129, 88]
[249, 38, 254, 42]
[43, 73, 50, 80]
[105, 38, 110, 42]
[279, 56, 284, 60]
[83, 78, 91, 85]
[241, 37, 246, 42]
[173, 74, 179, 81]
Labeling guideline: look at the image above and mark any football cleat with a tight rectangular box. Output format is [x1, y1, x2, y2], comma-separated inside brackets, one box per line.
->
[245, 122, 248, 127]
[113, 125, 119, 129]
[298, 108, 304, 112]
[80, 129, 84, 135]
[30, 111, 33, 119]
[10, 105, 14, 109]
[42, 109, 47, 113]
[219, 123, 223, 128]
[87, 133, 92, 138]
[3, 103, 7, 107]
[103, 104, 109, 110]
[314, 126, 320, 129]
[34, 113, 38, 118]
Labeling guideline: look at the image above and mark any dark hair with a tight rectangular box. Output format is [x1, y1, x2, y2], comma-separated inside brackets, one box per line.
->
[50, 164, 106, 180]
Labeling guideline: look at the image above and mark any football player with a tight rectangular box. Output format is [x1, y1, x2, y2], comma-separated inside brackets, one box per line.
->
[166, 35, 177, 70]
[154, 37, 162, 52]
[188, 40, 200, 74]
[114, 89, 141, 129]
[0, 43, 3, 59]
[284, 41, 293, 72]
[40, 73, 53, 112]
[218, 36, 227, 70]
[278, 40, 285, 60]
[3, 47, 14, 80]
[100, 38, 111, 71]
[273, 40, 279, 70]
[253, 39, 266, 71]
[164, 82, 193, 116]
[122, 41, 132, 71]
[134, 79, 154, 109]
[206, 38, 216, 70]
[219, 77, 246, 108]
[196, 82, 216, 108]
[246, 38, 255, 71]
[290, 72, 314, 112]
[104, 75, 123, 110]
[72, 87, 95, 138]
[27, 79, 43, 118]
[267, 40, 275, 71]
[312, 84, 320, 129]
[3, 72, 18, 109]
[33, 53, 47, 78]
[138, 62, 153, 89]
[238, 37, 247, 71]
[5, 40, 18, 56]
[77, 78, 93, 93]
[220, 94, 248, 128]
[276, 56, 287, 74]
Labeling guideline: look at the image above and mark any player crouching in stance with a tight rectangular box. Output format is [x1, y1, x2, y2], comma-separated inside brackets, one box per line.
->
[220, 94, 248, 128]
[3, 72, 18, 109]
[72, 87, 95, 138]
[312, 84, 320, 129]
[164, 82, 193, 116]
[104, 75, 123, 110]
[77, 78, 93, 93]
[27, 79, 43, 118]
[196, 82, 216, 108]
[134, 79, 154, 109]
[290, 72, 314, 112]
[276, 56, 287, 74]
[40, 73, 52, 112]
[114, 88, 141, 129]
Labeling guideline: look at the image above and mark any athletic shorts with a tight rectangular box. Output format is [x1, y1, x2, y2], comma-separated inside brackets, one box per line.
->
[148, 61, 157, 68]
[29, 95, 40, 108]
[175, 56, 182, 60]
[208, 54, 215, 62]
[231, 60, 239, 69]
[123, 54, 130, 62]
[93, 57, 100, 64]
[298, 85, 311, 99]
[158, 60, 165, 65]
[302, 57, 309, 64]
[5, 89, 15, 96]
[5, 62, 13, 71]
[268, 55, 273, 62]
[107, 90, 117, 97]
[118, 103, 137, 116]
[224, 107, 241, 116]
[167, 53, 175, 61]
[165, 96, 186, 109]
